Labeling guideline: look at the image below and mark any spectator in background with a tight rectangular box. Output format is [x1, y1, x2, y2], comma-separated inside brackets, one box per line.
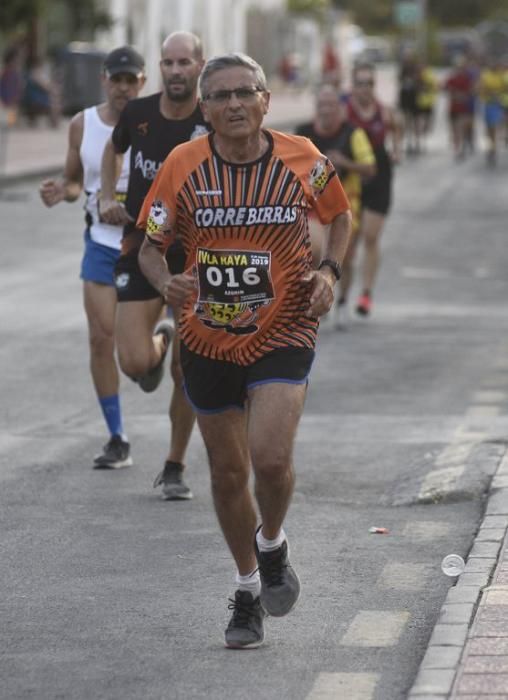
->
[0, 46, 24, 126]
[22, 56, 60, 127]
[398, 50, 421, 154]
[321, 40, 342, 90]
[278, 52, 301, 89]
[443, 54, 476, 160]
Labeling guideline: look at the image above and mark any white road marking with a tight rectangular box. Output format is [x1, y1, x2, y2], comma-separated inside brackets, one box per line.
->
[306, 673, 379, 700]
[418, 465, 465, 500]
[378, 563, 428, 591]
[465, 405, 501, 418]
[402, 521, 451, 541]
[472, 390, 507, 404]
[340, 611, 410, 647]
[401, 267, 451, 279]
[435, 443, 474, 467]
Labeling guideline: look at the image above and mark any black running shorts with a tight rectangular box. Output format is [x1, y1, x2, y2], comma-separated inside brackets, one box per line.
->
[361, 147, 392, 216]
[115, 245, 186, 302]
[180, 344, 315, 413]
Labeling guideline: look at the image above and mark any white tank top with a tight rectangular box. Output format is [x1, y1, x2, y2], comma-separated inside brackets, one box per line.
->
[80, 106, 130, 249]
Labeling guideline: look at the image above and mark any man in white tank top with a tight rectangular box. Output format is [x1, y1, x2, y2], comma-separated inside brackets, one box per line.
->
[39, 47, 146, 468]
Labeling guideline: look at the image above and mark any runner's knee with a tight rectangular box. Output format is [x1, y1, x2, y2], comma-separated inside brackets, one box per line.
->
[210, 462, 250, 500]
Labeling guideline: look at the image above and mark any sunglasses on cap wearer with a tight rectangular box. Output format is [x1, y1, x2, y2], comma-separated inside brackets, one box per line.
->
[108, 73, 143, 84]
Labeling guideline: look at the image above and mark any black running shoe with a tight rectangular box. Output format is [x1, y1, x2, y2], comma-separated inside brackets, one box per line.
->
[153, 461, 193, 500]
[225, 590, 265, 649]
[138, 319, 174, 393]
[93, 435, 132, 469]
[255, 528, 301, 617]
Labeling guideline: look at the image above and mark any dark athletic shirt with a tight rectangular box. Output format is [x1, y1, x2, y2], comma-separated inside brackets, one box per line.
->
[295, 121, 355, 179]
[112, 92, 209, 251]
[345, 98, 387, 149]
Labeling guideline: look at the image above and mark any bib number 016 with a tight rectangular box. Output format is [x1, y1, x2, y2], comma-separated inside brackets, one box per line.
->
[206, 266, 261, 288]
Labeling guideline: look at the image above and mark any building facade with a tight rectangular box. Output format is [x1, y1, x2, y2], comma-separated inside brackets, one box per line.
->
[98, 0, 286, 93]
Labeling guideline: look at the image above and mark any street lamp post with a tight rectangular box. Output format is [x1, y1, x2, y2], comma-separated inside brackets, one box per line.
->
[418, 0, 428, 60]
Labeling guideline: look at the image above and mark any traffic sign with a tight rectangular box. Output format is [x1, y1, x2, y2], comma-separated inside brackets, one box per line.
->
[395, 0, 423, 27]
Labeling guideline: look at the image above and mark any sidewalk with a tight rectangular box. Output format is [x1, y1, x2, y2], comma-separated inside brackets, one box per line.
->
[0, 88, 315, 184]
[409, 452, 508, 699]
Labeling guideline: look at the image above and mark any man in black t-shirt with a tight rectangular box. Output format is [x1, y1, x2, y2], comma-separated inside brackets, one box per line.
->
[100, 31, 207, 500]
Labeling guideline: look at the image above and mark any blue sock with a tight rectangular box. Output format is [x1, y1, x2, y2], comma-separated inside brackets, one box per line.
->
[99, 395, 124, 438]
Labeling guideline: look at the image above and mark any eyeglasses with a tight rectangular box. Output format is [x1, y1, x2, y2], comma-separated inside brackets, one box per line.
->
[354, 79, 374, 87]
[203, 86, 265, 104]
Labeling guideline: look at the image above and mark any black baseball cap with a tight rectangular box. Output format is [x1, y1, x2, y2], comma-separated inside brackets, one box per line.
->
[103, 46, 145, 78]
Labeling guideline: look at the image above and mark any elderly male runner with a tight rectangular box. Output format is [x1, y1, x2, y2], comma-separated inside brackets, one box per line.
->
[138, 53, 352, 648]
[100, 32, 207, 499]
[39, 47, 146, 468]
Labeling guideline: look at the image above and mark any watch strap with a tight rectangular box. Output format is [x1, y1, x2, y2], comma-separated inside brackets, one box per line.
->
[318, 258, 341, 281]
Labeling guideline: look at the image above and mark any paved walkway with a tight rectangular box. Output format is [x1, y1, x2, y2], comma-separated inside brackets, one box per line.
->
[2, 75, 508, 700]
[0, 88, 315, 183]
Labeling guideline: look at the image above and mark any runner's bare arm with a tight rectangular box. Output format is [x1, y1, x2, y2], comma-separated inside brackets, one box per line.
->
[304, 210, 352, 317]
[384, 106, 403, 163]
[322, 210, 352, 271]
[138, 238, 195, 308]
[39, 112, 83, 206]
[99, 137, 132, 225]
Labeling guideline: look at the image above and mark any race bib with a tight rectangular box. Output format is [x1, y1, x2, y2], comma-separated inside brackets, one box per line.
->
[195, 247, 275, 333]
[196, 247, 274, 305]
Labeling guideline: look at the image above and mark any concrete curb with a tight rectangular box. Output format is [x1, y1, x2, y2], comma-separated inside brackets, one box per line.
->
[407, 450, 508, 699]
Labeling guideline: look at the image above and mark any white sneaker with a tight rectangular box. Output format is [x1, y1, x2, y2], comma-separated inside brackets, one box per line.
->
[334, 301, 349, 330]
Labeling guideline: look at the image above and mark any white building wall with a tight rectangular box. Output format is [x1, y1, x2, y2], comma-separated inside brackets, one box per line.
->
[96, 0, 304, 93]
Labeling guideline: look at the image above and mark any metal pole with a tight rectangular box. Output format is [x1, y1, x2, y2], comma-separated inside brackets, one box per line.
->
[419, 0, 428, 60]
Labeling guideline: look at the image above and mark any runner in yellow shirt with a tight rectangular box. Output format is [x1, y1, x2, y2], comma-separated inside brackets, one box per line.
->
[480, 59, 505, 164]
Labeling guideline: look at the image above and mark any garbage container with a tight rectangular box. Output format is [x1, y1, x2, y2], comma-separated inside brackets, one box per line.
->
[57, 45, 106, 116]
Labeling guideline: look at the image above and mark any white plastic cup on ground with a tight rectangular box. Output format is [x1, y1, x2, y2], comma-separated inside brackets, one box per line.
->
[441, 554, 465, 577]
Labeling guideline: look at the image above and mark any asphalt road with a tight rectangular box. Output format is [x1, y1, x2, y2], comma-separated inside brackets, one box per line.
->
[1, 110, 508, 700]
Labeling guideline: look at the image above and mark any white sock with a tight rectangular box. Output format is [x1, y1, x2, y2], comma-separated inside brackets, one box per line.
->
[236, 568, 261, 598]
[256, 527, 286, 552]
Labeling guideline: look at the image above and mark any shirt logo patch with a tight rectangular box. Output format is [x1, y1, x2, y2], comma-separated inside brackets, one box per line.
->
[309, 157, 331, 194]
[137, 121, 148, 136]
[146, 200, 169, 234]
[115, 272, 130, 290]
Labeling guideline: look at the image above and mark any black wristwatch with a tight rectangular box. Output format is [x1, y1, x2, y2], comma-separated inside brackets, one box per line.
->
[318, 258, 341, 281]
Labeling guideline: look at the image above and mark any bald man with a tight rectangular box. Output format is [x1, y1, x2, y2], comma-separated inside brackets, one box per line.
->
[100, 32, 208, 499]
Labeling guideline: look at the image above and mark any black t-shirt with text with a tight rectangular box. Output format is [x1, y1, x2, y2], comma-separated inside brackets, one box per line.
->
[112, 92, 209, 223]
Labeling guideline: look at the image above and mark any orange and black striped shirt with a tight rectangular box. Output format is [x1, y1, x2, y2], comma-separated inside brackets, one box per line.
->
[137, 129, 350, 365]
